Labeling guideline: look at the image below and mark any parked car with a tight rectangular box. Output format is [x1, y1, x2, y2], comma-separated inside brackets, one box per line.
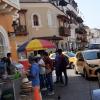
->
[49, 52, 76, 68]
[74, 49, 100, 79]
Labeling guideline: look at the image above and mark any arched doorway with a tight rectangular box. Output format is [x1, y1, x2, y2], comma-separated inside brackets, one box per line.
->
[0, 34, 5, 58]
[0, 26, 10, 58]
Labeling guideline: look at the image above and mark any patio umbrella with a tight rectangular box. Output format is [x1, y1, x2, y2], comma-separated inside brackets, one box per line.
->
[26, 39, 56, 51]
[17, 39, 56, 52]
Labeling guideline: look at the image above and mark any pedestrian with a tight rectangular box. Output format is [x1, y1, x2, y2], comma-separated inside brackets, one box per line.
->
[37, 54, 47, 91]
[55, 50, 60, 83]
[6, 53, 12, 75]
[28, 56, 42, 100]
[43, 52, 54, 95]
[55, 49, 68, 86]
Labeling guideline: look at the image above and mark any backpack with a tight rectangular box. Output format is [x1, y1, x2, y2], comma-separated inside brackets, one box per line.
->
[61, 54, 69, 67]
[0, 61, 6, 77]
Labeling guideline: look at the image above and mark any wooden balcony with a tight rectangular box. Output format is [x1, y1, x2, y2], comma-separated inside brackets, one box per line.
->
[81, 38, 88, 43]
[57, 14, 69, 22]
[15, 25, 28, 36]
[76, 37, 88, 43]
[66, 10, 77, 18]
[76, 17, 83, 23]
[75, 27, 87, 34]
[59, 26, 71, 37]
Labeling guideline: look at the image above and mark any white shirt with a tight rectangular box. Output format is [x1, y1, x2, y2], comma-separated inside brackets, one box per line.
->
[38, 59, 45, 75]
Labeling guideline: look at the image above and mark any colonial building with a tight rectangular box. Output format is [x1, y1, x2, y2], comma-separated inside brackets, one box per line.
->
[65, 0, 87, 50]
[14, 0, 71, 53]
[0, 0, 20, 60]
[16, 0, 86, 54]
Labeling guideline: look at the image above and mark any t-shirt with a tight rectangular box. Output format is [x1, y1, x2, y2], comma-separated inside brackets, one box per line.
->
[38, 59, 45, 75]
[55, 54, 62, 68]
[30, 63, 40, 87]
[43, 57, 53, 73]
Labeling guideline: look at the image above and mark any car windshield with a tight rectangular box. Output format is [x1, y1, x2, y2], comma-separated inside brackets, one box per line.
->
[83, 51, 100, 60]
[64, 52, 75, 57]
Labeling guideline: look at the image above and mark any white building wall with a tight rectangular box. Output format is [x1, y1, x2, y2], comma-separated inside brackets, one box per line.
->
[90, 29, 100, 44]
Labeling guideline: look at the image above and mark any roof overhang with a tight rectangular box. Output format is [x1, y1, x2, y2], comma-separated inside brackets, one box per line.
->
[32, 36, 63, 41]
[0, 0, 20, 15]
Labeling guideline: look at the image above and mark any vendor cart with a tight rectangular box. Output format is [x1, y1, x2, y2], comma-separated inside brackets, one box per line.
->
[0, 77, 21, 100]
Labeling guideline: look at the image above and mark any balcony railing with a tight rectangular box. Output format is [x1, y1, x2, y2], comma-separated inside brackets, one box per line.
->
[76, 17, 83, 23]
[81, 38, 88, 43]
[59, 26, 71, 37]
[75, 27, 87, 34]
[69, 0, 78, 11]
[15, 25, 28, 36]
[76, 37, 88, 43]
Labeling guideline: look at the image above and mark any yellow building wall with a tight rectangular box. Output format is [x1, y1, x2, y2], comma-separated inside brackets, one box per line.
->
[0, 14, 18, 61]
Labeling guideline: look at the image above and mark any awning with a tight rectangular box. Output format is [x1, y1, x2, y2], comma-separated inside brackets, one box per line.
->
[57, 14, 69, 22]
[32, 36, 63, 41]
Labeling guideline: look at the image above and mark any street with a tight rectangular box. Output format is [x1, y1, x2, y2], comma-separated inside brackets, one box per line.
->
[43, 69, 99, 100]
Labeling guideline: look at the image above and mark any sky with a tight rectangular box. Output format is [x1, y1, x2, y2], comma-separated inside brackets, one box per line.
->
[75, 0, 100, 28]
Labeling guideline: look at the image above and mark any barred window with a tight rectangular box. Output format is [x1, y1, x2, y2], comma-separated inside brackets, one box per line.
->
[33, 15, 39, 26]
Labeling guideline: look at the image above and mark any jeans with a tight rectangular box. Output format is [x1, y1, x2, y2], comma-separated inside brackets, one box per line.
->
[56, 68, 68, 84]
[46, 72, 54, 92]
[55, 68, 60, 82]
[39, 74, 46, 89]
[59, 69, 68, 85]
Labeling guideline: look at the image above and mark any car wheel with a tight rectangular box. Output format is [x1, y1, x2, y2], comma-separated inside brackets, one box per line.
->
[69, 62, 74, 69]
[84, 69, 89, 80]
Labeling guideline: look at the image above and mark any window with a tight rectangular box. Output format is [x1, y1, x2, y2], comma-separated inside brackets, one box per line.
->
[48, 11, 52, 26]
[83, 51, 100, 60]
[33, 15, 39, 26]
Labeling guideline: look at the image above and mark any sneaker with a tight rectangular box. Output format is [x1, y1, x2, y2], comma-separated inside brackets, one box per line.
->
[47, 91, 55, 96]
[41, 88, 47, 91]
